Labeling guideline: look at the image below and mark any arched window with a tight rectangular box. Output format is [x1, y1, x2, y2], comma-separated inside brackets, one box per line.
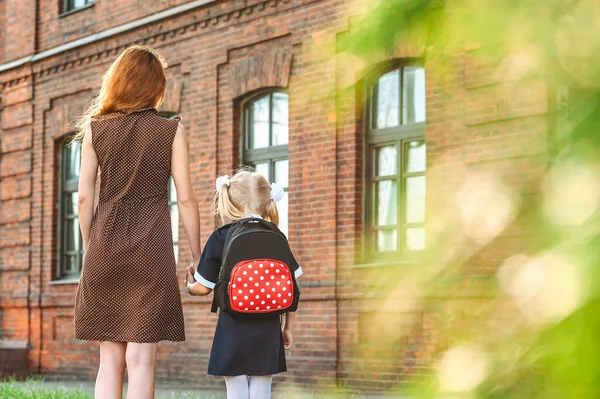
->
[365, 65, 426, 259]
[57, 138, 84, 279]
[242, 91, 289, 235]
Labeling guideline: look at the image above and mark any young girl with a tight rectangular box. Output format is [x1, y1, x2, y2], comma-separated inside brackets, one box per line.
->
[185, 170, 303, 399]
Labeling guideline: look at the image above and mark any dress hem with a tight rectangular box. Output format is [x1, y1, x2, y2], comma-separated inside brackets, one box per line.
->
[207, 370, 286, 377]
[74, 335, 185, 343]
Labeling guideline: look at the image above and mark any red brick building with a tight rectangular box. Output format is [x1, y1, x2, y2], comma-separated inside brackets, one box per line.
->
[0, 0, 549, 392]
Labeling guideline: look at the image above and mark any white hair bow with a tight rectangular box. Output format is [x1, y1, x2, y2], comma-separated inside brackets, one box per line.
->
[270, 182, 284, 202]
[216, 175, 231, 192]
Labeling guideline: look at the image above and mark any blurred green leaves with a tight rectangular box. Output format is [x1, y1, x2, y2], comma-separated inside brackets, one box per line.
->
[338, 0, 600, 397]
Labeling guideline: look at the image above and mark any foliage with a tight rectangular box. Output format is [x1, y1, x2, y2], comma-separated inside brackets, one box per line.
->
[336, 0, 600, 397]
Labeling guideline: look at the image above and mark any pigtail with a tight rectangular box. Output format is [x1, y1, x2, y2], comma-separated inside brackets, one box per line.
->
[264, 199, 280, 226]
[216, 183, 244, 224]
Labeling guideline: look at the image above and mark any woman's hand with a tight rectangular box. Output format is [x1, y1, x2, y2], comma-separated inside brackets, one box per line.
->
[283, 329, 293, 350]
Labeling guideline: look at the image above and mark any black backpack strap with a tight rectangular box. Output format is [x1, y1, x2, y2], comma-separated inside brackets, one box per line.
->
[210, 293, 218, 313]
[236, 217, 278, 230]
[210, 221, 242, 313]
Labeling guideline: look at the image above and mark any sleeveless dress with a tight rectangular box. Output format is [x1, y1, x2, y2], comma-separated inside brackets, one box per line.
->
[74, 107, 185, 343]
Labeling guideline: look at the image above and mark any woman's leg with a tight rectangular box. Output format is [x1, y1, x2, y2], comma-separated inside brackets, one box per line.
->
[224, 375, 250, 399]
[96, 341, 127, 399]
[249, 375, 273, 399]
[125, 342, 158, 399]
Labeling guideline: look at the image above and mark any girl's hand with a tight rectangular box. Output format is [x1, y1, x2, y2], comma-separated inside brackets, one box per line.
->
[283, 329, 293, 350]
[184, 265, 196, 294]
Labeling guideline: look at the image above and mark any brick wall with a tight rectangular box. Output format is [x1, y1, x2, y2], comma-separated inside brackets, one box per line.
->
[2, 0, 36, 62]
[0, 0, 550, 392]
[36, 0, 212, 52]
[0, 0, 5, 64]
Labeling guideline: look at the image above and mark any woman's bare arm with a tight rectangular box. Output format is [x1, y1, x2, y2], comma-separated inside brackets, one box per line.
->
[78, 123, 98, 251]
[171, 123, 202, 262]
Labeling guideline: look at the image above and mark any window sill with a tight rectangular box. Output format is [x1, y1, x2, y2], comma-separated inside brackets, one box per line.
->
[49, 277, 81, 285]
[58, 2, 94, 18]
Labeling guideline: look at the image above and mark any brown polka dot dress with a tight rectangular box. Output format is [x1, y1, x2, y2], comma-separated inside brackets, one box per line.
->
[74, 107, 185, 343]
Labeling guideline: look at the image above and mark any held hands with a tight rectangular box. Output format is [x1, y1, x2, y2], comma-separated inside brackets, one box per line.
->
[184, 263, 196, 295]
[184, 262, 212, 296]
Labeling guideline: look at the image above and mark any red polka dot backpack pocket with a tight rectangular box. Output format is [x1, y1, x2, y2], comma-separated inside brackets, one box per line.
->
[211, 218, 300, 316]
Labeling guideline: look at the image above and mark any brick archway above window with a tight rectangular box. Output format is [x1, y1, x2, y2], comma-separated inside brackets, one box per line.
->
[46, 90, 93, 140]
[159, 65, 186, 115]
[228, 49, 293, 99]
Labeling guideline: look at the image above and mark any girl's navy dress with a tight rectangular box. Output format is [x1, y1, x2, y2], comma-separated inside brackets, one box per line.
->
[195, 223, 303, 376]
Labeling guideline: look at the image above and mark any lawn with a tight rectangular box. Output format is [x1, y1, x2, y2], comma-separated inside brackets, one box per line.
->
[0, 379, 91, 399]
[0, 378, 224, 399]
[0, 378, 366, 398]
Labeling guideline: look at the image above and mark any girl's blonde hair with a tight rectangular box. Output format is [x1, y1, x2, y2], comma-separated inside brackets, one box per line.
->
[217, 170, 279, 226]
[72, 44, 168, 141]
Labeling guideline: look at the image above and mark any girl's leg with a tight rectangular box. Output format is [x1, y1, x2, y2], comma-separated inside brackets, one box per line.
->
[249, 375, 274, 399]
[224, 375, 250, 399]
[125, 342, 158, 399]
[95, 341, 127, 399]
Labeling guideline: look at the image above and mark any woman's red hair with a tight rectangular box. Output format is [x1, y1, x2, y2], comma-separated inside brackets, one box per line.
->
[73, 44, 167, 140]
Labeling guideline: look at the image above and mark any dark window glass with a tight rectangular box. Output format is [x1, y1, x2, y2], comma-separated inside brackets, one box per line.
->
[64, 0, 93, 12]
[169, 177, 179, 263]
[158, 112, 180, 262]
[243, 91, 289, 235]
[366, 65, 426, 259]
[57, 139, 83, 279]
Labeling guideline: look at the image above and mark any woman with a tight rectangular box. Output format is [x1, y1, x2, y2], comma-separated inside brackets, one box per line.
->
[73, 45, 201, 399]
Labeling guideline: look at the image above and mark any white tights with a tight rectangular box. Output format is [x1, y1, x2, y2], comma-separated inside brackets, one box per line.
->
[224, 375, 273, 399]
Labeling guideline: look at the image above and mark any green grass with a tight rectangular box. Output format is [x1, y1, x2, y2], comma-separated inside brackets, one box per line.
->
[0, 378, 359, 399]
[0, 378, 91, 399]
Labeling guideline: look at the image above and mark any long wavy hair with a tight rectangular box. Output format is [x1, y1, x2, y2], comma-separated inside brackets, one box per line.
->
[72, 44, 167, 141]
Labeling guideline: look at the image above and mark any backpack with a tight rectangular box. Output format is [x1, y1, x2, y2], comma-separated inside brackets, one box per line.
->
[211, 217, 300, 316]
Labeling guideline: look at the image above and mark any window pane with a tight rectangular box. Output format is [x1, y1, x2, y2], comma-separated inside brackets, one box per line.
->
[65, 219, 80, 251]
[272, 93, 289, 146]
[376, 146, 397, 176]
[65, 255, 77, 273]
[168, 176, 179, 262]
[169, 177, 177, 203]
[250, 96, 270, 149]
[376, 69, 400, 129]
[377, 230, 397, 252]
[406, 227, 425, 250]
[402, 67, 426, 124]
[277, 192, 289, 237]
[73, 219, 80, 252]
[170, 206, 179, 244]
[274, 159, 289, 188]
[254, 162, 270, 181]
[405, 176, 426, 223]
[65, 140, 81, 180]
[405, 140, 426, 173]
[375, 180, 397, 226]
[65, 192, 78, 216]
